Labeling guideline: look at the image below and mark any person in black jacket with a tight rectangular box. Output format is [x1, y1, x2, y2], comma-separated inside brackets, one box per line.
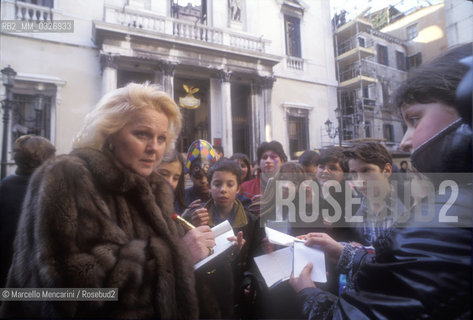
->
[199, 158, 264, 318]
[290, 43, 472, 319]
[0, 135, 55, 289]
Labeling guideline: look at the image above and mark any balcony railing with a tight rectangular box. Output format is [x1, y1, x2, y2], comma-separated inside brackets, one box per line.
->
[9, 0, 54, 22]
[338, 35, 374, 55]
[172, 19, 223, 44]
[339, 61, 376, 82]
[110, 5, 166, 32]
[286, 56, 304, 71]
[103, 4, 267, 53]
[362, 98, 377, 107]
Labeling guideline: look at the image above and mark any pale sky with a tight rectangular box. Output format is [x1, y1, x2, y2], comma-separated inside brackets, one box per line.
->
[330, 0, 444, 20]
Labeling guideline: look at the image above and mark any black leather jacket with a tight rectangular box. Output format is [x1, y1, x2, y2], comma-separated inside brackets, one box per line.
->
[299, 120, 472, 319]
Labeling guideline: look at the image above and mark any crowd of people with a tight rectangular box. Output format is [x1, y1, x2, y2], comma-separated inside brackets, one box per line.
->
[0, 43, 471, 319]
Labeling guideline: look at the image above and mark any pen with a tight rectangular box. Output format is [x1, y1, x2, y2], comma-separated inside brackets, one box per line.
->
[172, 214, 196, 231]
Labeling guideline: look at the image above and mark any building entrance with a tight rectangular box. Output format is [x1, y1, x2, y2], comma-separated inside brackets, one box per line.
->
[231, 83, 251, 158]
[174, 77, 210, 153]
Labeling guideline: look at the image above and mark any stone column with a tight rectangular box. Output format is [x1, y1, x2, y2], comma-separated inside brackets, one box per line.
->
[262, 76, 275, 142]
[254, 76, 275, 142]
[158, 61, 177, 99]
[153, 67, 163, 89]
[100, 54, 118, 96]
[217, 69, 233, 156]
[251, 80, 263, 160]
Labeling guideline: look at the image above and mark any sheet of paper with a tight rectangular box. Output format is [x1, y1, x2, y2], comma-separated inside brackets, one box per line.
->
[212, 220, 233, 237]
[194, 220, 234, 270]
[253, 247, 293, 288]
[293, 241, 327, 283]
[265, 226, 299, 246]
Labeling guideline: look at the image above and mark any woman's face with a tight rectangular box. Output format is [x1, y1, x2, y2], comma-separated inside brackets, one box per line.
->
[237, 159, 249, 180]
[157, 160, 182, 191]
[109, 108, 169, 177]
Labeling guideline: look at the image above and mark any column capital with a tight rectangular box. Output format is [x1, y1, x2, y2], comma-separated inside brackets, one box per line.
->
[216, 69, 232, 82]
[261, 76, 276, 89]
[100, 53, 118, 71]
[157, 61, 178, 76]
[253, 76, 276, 90]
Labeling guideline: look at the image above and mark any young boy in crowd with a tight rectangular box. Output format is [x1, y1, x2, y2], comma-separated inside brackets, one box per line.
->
[344, 142, 406, 246]
[303, 142, 408, 294]
[205, 158, 265, 261]
[298, 150, 319, 180]
[202, 158, 266, 318]
[290, 43, 472, 319]
[316, 147, 346, 188]
[315, 146, 358, 243]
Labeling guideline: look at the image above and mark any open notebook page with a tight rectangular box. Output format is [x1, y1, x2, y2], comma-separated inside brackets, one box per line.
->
[253, 247, 293, 288]
[293, 241, 327, 283]
[194, 220, 234, 270]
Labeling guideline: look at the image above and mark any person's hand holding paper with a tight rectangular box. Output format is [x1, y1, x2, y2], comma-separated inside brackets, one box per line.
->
[293, 241, 327, 283]
[255, 227, 327, 289]
[297, 232, 344, 265]
[290, 263, 316, 293]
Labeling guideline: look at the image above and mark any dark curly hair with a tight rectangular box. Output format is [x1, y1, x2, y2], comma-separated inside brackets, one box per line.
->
[207, 158, 242, 187]
[318, 146, 348, 172]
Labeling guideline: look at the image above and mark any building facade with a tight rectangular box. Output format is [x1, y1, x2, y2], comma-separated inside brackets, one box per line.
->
[380, 2, 448, 66]
[444, 0, 473, 47]
[332, 14, 407, 149]
[0, 0, 338, 176]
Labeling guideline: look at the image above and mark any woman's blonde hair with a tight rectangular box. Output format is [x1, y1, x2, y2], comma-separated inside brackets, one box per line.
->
[73, 83, 181, 156]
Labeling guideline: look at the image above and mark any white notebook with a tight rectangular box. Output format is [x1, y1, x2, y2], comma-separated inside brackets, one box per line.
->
[193, 220, 235, 270]
[265, 226, 299, 247]
[254, 229, 326, 288]
[254, 247, 293, 288]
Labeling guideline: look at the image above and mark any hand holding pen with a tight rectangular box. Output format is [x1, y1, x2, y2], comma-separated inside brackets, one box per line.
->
[174, 214, 216, 264]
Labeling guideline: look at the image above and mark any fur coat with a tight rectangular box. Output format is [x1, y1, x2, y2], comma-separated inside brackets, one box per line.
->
[0, 148, 198, 319]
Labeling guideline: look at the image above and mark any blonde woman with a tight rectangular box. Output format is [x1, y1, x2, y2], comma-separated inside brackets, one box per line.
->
[1, 83, 213, 318]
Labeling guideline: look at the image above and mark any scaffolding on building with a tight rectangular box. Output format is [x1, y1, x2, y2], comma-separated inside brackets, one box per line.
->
[331, 6, 410, 149]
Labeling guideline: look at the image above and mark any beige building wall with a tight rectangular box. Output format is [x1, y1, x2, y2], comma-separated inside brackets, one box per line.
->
[381, 3, 448, 63]
[1, 0, 338, 172]
[270, 0, 338, 156]
[0, 0, 104, 176]
[0, 35, 102, 154]
[272, 78, 337, 151]
[444, 0, 473, 47]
